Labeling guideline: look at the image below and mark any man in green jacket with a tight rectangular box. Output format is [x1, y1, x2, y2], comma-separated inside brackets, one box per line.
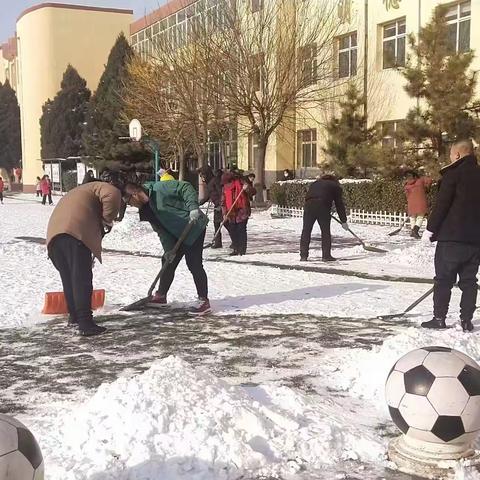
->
[123, 179, 211, 315]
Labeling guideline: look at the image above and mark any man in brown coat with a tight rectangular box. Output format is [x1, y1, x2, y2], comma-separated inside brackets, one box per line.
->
[46, 181, 121, 336]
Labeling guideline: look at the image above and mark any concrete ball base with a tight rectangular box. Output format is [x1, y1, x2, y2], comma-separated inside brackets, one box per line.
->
[389, 435, 480, 479]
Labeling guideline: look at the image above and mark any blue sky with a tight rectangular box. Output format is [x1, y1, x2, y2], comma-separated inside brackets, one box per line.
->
[1, 0, 168, 41]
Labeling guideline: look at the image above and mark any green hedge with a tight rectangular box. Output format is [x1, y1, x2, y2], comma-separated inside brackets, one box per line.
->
[270, 180, 438, 214]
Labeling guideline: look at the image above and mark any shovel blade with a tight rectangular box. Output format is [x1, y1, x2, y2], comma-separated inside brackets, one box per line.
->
[121, 296, 151, 312]
[42, 289, 105, 315]
[364, 245, 388, 253]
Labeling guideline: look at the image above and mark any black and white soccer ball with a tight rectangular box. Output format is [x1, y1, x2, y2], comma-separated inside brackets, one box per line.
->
[386, 346, 480, 445]
[0, 414, 44, 479]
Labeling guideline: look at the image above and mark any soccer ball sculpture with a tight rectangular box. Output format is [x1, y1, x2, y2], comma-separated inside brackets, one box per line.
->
[386, 346, 480, 445]
[0, 414, 44, 479]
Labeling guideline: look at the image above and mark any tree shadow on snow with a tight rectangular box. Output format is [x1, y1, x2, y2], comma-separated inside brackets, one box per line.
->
[213, 283, 385, 312]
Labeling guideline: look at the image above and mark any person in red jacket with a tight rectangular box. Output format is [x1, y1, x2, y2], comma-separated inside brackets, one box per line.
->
[404, 170, 432, 239]
[40, 175, 53, 205]
[0, 176, 4, 204]
[222, 170, 256, 256]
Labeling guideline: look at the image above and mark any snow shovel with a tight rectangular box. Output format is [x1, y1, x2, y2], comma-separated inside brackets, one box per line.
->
[388, 221, 406, 236]
[377, 286, 434, 320]
[203, 188, 246, 249]
[121, 221, 195, 312]
[42, 289, 105, 315]
[331, 215, 388, 253]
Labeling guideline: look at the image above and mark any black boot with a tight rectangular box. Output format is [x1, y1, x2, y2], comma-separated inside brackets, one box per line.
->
[229, 250, 239, 256]
[461, 319, 474, 332]
[300, 256, 308, 262]
[323, 256, 337, 262]
[77, 323, 107, 337]
[421, 317, 447, 329]
[411, 226, 421, 239]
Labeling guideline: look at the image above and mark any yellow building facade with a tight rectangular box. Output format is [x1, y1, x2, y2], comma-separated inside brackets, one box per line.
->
[1, 3, 132, 192]
[131, 0, 477, 184]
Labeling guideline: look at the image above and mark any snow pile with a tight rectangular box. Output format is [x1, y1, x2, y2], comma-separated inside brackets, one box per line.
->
[383, 241, 436, 272]
[36, 356, 386, 480]
[326, 325, 480, 409]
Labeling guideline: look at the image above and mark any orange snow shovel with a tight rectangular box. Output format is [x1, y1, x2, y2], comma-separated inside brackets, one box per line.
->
[42, 289, 105, 315]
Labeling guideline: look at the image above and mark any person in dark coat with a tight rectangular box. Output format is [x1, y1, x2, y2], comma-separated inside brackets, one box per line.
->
[421, 139, 480, 332]
[198, 166, 223, 248]
[283, 169, 294, 180]
[300, 174, 349, 262]
[82, 169, 96, 184]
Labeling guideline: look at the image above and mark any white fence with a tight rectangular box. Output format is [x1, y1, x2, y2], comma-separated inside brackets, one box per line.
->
[270, 205, 408, 227]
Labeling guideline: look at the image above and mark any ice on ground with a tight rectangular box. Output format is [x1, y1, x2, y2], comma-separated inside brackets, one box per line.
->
[30, 356, 386, 480]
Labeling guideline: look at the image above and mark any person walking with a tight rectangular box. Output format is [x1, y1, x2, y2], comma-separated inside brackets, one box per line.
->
[0, 176, 4, 204]
[46, 181, 122, 336]
[222, 170, 256, 256]
[300, 174, 349, 262]
[421, 139, 480, 332]
[35, 176, 42, 197]
[40, 175, 53, 205]
[199, 166, 223, 248]
[404, 170, 432, 239]
[123, 179, 211, 315]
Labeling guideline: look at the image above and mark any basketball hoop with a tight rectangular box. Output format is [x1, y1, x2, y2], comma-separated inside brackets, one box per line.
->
[129, 119, 142, 142]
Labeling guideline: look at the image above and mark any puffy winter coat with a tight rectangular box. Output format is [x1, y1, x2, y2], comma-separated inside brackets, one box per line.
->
[40, 178, 51, 195]
[404, 177, 432, 216]
[427, 155, 480, 245]
[0, 179, 4, 193]
[304, 178, 348, 223]
[142, 180, 208, 251]
[46, 182, 121, 262]
[222, 177, 256, 223]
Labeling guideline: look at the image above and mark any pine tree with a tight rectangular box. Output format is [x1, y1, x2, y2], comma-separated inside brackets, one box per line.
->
[40, 65, 91, 159]
[324, 84, 379, 178]
[401, 4, 479, 161]
[0, 80, 22, 170]
[83, 33, 150, 171]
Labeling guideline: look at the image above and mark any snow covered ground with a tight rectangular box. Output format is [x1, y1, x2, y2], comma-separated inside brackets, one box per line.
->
[1, 192, 479, 480]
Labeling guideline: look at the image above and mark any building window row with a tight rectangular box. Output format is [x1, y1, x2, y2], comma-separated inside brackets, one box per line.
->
[336, 0, 470, 78]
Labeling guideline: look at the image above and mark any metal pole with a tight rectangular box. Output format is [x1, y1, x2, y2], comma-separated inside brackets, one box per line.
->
[154, 147, 159, 182]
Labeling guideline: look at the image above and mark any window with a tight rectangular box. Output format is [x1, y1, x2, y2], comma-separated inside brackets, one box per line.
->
[338, 32, 357, 78]
[298, 44, 317, 86]
[378, 120, 404, 149]
[297, 129, 317, 168]
[383, 19, 406, 69]
[248, 133, 261, 171]
[446, 1, 471, 53]
[252, 0, 263, 13]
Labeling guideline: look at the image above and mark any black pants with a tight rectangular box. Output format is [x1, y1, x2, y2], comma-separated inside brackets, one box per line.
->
[158, 229, 208, 299]
[0, 192, 3, 203]
[36, 190, 41, 197]
[42, 193, 53, 205]
[300, 202, 332, 258]
[228, 220, 248, 254]
[434, 242, 480, 321]
[213, 209, 222, 247]
[48, 234, 94, 328]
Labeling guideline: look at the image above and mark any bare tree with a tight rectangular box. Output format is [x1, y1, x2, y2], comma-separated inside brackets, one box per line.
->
[206, 0, 343, 200]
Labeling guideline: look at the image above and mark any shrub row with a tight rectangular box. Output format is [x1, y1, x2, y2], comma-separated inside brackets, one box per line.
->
[270, 179, 438, 213]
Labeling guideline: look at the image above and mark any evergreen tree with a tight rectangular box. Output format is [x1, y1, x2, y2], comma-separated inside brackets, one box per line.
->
[83, 33, 150, 171]
[324, 84, 379, 178]
[40, 65, 91, 159]
[401, 5, 479, 161]
[0, 80, 22, 170]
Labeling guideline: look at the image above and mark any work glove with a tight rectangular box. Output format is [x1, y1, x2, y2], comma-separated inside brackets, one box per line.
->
[422, 230, 434, 243]
[102, 221, 113, 237]
[341, 222, 349, 231]
[189, 209, 202, 223]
